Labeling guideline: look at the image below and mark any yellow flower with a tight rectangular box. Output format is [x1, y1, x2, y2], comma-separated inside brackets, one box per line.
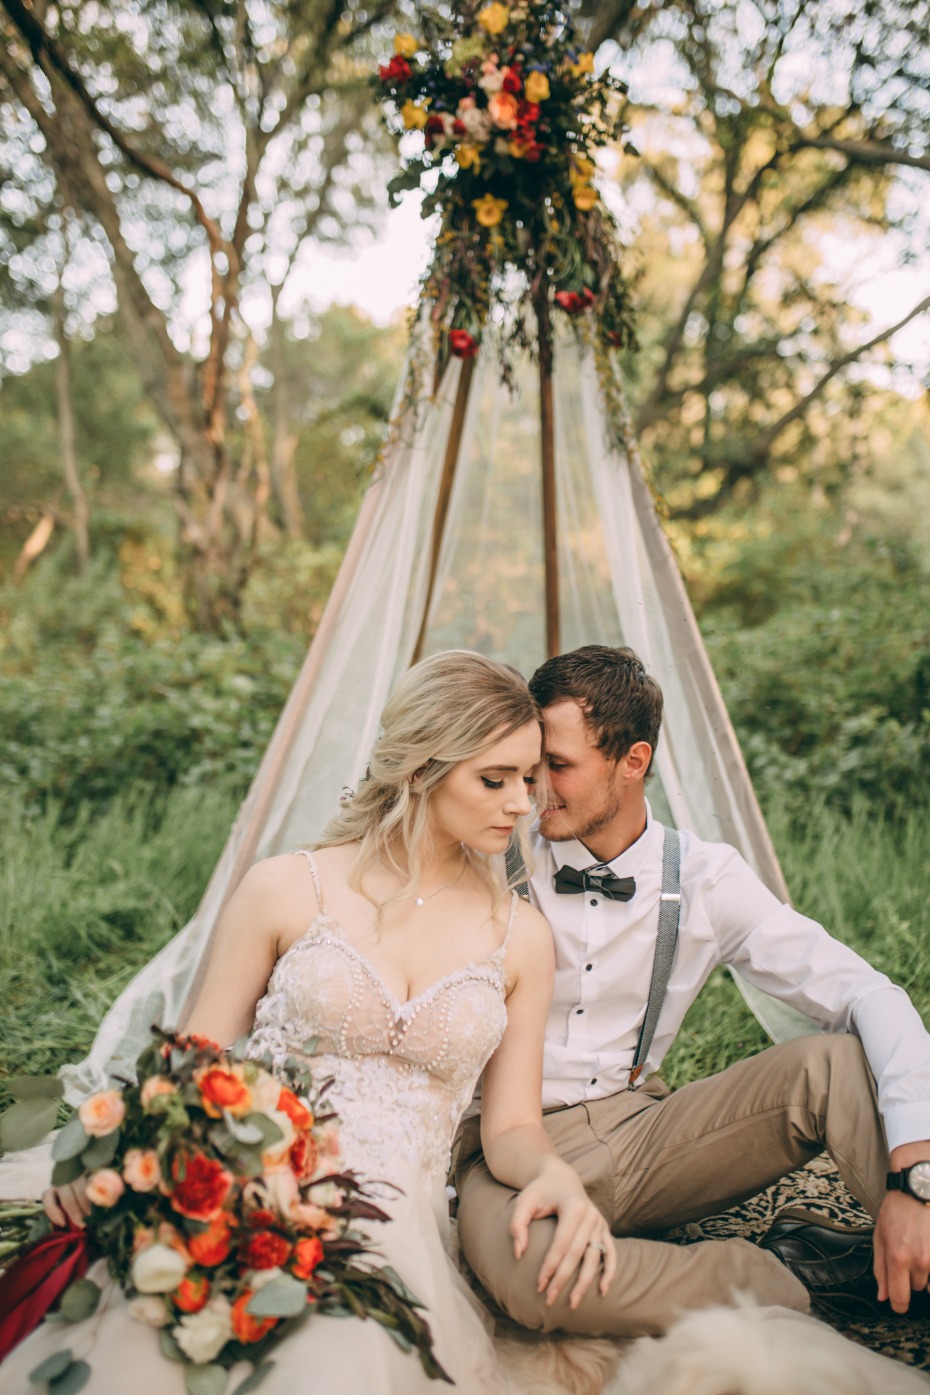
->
[572, 183, 598, 211]
[393, 33, 418, 58]
[524, 71, 551, 103]
[569, 154, 595, 186]
[401, 100, 429, 130]
[478, 3, 510, 36]
[507, 138, 526, 159]
[570, 51, 595, 77]
[456, 143, 483, 170]
[472, 193, 509, 227]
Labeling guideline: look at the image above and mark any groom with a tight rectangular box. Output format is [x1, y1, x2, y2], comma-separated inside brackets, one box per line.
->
[455, 644, 930, 1336]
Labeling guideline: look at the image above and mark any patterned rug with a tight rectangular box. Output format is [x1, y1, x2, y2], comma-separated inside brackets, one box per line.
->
[658, 1155, 930, 1371]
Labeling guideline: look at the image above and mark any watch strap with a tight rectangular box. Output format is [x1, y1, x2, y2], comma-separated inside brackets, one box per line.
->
[887, 1170, 907, 1191]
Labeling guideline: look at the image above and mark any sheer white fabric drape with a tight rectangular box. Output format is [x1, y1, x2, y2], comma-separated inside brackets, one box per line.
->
[58, 333, 809, 1103]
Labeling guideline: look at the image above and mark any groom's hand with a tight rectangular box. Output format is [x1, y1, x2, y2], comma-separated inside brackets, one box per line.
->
[875, 1143, 930, 1313]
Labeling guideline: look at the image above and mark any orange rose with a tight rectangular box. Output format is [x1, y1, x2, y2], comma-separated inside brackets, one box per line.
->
[187, 1215, 233, 1267]
[174, 1271, 211, 1314]
[123, 1148, 162, 1192]
[488, 91, 519, 129]
[232, 1290, 278, 1344]
[78, 1090, 125, 1138]
[198, 1067, 252, 1118]
[292, 1236, 324, 1280]
[276, 1088, 313, 1132]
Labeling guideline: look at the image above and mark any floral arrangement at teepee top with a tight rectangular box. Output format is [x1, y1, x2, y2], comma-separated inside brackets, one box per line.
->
[377, 0, 635, 373]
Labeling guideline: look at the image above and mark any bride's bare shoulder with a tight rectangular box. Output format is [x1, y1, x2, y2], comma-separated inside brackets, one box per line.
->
[236, 844, 358, 915]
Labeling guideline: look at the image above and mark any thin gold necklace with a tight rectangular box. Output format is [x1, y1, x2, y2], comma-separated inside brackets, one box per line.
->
[411, 858, 467, 907]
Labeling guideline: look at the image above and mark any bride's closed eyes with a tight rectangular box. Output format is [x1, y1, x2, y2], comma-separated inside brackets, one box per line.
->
[480, 775, 538, 790]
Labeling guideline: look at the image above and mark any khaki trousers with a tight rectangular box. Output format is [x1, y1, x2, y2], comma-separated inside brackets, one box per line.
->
[454, 1034, 889, 1338]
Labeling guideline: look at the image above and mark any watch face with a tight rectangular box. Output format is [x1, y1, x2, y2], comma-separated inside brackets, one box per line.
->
[909, 1162, 930, 1201]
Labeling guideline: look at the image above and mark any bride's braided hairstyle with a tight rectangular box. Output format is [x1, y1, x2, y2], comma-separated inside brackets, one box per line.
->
[314, 650, 541, 910]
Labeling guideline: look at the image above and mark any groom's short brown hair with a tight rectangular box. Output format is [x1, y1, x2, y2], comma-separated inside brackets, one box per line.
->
[529, 645, 663, 768]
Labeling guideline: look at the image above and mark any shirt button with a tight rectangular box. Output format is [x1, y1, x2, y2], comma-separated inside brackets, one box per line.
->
[591, 1078, 598, 1086]
[585, 963, 593, 971]
[576, 1008, 584, 1015]
[589, 898, 598, 907]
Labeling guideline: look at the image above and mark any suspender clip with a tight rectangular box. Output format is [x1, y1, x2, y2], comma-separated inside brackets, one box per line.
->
[660, 892, 681, 902]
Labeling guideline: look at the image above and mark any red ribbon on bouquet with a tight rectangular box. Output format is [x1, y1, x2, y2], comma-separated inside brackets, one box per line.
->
[0, 1224, 90, 1360]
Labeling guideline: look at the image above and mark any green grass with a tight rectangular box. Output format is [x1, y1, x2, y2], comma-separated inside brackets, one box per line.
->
[1, 791, 927, 1111]
[0, 785, 239, 1112]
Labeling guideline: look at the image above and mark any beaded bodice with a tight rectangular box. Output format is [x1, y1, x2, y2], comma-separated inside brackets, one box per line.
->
[249, 855, 515, 1184]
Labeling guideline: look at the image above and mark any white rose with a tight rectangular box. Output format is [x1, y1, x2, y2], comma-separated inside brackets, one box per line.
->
[127, 1294, 171, 1328]
[478, 70, 504, 93]
[131, 1243, 188, 1294]
[247, 1069, 281, 1113]
[461, 107, 492, 141]
[261, 1165, 300, 1217]
[309, 1180, 344, 1209]
[173, 1296, 233, 1365]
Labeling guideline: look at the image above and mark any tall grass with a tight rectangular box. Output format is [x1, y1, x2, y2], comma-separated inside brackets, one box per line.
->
[662, 797, 930, 1088]
[0, 786, 239, 1110]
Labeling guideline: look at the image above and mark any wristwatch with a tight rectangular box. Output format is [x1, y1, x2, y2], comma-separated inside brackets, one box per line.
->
[886, 1162, 930, 1202]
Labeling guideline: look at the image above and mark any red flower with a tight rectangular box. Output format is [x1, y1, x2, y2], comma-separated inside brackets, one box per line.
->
[232, 1290, 278, 1344]
[174, 1271, 210, 1313]
[276, 1088, 313, 1132]
[449, 330, 479, 359]
[502, 66, 523, 94]
[517, 101, 540, 125]
[240, 1230, 291, 1270]
[169, 1153, 233, 1222]
[187, 1215, 232, 1267]
[292, 1236, 324, 1280]
[289, 1133, 319, 1181]
[554, 288, 595, 315]
[378, 54, 411, 84]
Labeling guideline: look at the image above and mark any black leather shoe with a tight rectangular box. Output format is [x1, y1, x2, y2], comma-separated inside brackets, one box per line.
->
[759, 1207, 891, 1321]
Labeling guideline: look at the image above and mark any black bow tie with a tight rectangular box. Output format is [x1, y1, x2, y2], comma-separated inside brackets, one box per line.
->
[553, 866, 636, 901]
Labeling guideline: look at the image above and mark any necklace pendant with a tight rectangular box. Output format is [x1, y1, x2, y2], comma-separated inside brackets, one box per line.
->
[413, 896, 424, 908]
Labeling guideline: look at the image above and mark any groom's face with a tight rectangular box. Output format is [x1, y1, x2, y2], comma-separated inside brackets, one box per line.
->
[537, 699, 627, 844]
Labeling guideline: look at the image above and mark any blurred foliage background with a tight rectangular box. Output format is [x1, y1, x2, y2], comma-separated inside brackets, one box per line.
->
[1, 0, 929, 1092]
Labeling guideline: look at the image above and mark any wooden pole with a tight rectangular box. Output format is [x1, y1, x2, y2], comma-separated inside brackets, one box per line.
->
[535, 285, 560, 657]
[411, 354, 476, 663]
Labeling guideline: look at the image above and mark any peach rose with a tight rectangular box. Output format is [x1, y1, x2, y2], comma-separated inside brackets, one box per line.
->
[488, 91, 519, 130]
[78, 1090, 125, 1138]
[123, 1148, 163, 1193]
[85, 1168, 125, 1208]
[141, 1077, 177, 1109]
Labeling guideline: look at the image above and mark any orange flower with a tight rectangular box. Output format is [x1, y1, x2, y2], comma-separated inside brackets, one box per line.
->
[292, 1236, 324, 1280]
[240, 1230, 291, 1270]
[78, 1090, 125, 1138]
[174, 1271, 211, 1314]
[232, 1290, 278, 1344]
[188, 1215, 233, 1267]
[170, 1153, 234, 1222]
[276, 1088, 313, 1132]
[488, 91, 519, 129]
[289, 1133, 319, 1181]
[198, 1066, 252, 1118]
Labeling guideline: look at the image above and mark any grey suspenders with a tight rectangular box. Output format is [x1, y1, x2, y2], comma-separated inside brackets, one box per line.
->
[506, 825, 682, 1089]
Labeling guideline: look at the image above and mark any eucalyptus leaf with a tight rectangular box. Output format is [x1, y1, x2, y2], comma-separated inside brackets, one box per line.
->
[8, 1075, 64, 1101]
[51, 1116, 89, 1163]
[59, 1278, 102, 1323]
[378, 1266, 426, 1308]
[28, 1349, 73, 1384]
[240, 1113, 282, 1147]
[231, 1362, 275, 1395]
[246, 1275, 307, 1319]
[159, 1329, 185, 1363]
[222, 1113, 263, 1146]
[80, 1130, 119, 1170]
[184, 1364, 228, 1395]
[49, 1360, 91, 1395]
[0, 1097, 60, 1152]
[51, 1155, 85, 1188]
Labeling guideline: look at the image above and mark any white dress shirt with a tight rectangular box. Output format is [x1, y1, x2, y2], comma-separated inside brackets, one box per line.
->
[532, 805, 930, 1152]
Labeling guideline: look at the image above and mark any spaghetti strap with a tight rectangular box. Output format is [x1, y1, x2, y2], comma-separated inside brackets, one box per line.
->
[296, 848, 326, 915]
[500, 890, 519, 952]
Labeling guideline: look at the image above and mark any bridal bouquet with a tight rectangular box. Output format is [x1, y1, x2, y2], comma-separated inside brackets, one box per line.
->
[10, 1030, 448, 1393]
[376, 1, 635, 369]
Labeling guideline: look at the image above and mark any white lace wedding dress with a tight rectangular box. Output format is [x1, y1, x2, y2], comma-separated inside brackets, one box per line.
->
[0, 852, 516, 1394]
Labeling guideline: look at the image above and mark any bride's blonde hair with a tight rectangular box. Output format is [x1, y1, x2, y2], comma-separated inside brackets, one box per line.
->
[314, 650, 541, 909]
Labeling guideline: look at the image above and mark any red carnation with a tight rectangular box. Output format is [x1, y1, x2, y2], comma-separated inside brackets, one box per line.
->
[169, 1153, 233, 1221]
[232, 1290, 278, 1344]
[502, 66, 523, 94]
[292, 1236, 324, 1280]
[449, 329, 479, 359]
[379, 54, 411, 84]
[554, 288, 595, 315]
[240, 1230, 291, 1270]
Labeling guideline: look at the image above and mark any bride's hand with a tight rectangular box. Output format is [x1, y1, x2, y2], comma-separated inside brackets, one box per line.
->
[42, 1176, 91, 1229]
[509, 1161, 616, 1309]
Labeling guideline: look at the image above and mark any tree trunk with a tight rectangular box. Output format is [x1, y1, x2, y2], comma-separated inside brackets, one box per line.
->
[268, 285, 305, 540]
[53, 245, 89, 573]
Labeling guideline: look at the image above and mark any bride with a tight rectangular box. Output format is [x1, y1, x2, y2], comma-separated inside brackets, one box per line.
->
[4, 648, 929, 1395]
[1, 650, 616, 1394]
